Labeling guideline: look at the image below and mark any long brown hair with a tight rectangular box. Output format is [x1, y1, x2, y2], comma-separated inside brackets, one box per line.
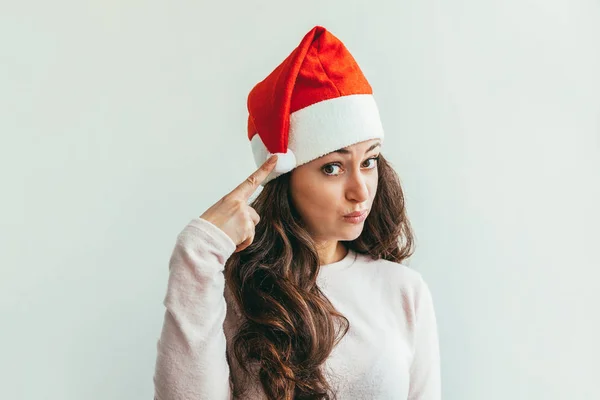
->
[223, 153, 415, 399]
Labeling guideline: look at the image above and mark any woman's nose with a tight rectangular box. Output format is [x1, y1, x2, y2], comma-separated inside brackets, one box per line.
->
[345, 170, 370, 202]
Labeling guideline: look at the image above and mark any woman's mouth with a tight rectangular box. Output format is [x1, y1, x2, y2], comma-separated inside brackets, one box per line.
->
[343, 210, 368, 224]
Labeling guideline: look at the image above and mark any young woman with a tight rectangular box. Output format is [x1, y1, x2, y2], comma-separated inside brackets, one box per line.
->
[154, 26, 441, 400]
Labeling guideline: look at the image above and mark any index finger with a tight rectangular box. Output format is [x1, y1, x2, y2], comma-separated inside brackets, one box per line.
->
[230, 155, 278, 199]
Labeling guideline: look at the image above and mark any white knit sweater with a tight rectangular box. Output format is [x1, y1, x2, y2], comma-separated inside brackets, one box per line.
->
[153, 217, 442, 399]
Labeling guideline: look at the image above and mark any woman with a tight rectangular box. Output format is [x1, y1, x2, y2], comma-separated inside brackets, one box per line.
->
[154, 26, 441, 400]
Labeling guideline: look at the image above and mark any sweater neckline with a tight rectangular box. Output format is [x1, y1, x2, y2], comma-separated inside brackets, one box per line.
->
[319, 247, 357, 272]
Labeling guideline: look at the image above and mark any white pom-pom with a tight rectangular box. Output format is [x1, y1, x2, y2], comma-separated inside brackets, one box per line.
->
[269, 150, 297, 173]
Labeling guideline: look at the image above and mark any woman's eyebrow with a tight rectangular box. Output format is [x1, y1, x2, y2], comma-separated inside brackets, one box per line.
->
[332, 142, 381, 155]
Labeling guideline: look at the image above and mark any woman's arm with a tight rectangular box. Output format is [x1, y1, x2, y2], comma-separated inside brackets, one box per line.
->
[407, 275, 442, 400]
[153, 217, 237, 400]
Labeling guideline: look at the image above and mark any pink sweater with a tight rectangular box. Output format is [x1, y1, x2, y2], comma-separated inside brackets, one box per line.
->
[153, 217, 442, 399]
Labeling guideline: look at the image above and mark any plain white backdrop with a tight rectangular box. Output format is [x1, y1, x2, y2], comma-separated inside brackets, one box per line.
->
[1, 1, 599, 399]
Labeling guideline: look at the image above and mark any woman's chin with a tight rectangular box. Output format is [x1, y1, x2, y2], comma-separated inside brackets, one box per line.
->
[339, 223, 366, 240]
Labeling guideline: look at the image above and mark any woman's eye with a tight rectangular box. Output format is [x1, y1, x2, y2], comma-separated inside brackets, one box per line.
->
[322, 164, 341, 176]
[363, 157, 378, 168]
[362, 155, 380, 169]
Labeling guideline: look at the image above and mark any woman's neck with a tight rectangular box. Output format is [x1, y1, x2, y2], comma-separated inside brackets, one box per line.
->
[317, 241, 347, 266]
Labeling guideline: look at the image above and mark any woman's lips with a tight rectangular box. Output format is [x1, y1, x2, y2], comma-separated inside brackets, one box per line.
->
[343, 210, 368, 223]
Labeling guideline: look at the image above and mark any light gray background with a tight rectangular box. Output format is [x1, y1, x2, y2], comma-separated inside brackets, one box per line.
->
[1, 1, 599, 399]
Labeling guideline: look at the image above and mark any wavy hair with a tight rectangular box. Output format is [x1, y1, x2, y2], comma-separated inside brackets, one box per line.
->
[223, 153, 415, 399]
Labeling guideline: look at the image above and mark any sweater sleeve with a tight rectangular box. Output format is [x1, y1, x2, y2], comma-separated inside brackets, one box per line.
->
[407, 275, 442, 400]
[153, 217, 237, 400]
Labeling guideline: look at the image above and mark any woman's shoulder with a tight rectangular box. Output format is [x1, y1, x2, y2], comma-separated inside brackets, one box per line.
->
[354, 251, 422, 278]
[354, 251, 429, 293]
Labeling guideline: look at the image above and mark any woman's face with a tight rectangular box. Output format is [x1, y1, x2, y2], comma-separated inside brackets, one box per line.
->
[289, 139, 381, 245]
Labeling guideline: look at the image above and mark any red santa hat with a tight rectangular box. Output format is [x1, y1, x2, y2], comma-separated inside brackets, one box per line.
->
[247, 25, 385, 185]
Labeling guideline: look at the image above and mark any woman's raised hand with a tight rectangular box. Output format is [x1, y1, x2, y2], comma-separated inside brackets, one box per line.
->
[199, 155, 278, 253]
